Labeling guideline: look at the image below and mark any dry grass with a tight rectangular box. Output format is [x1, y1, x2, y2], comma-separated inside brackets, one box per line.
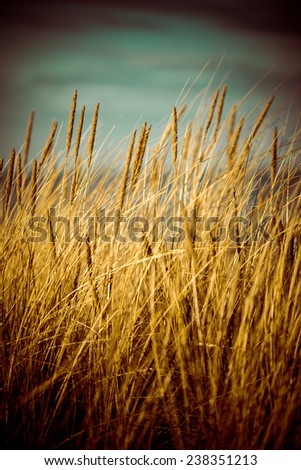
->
[0, 85, 301, 450]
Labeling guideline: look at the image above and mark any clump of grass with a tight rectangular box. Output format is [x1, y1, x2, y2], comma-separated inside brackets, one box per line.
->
[1, 85, 301, 451]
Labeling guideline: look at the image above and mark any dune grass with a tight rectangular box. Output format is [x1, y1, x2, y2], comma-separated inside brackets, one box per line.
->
[0, 86, 301, 449]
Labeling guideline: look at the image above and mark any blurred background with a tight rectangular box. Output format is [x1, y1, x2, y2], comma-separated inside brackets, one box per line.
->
[0, 0, 300, 161]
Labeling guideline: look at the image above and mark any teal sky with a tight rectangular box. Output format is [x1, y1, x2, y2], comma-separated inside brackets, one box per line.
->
[0, 2, 300, 161]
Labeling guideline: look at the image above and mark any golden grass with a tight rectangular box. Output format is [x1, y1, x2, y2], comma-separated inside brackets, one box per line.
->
[65, 90, 78, 162]
[118, 129, 136, 214]
[172, 106, 178, 166]
[0, 86, 301, 450]
[87, 102, 100, 169]
[70, 105, 86, 207]
[130, 121, 148, 191]
[38, 120, 58, 173]
[4, 149, 15, 217]
[29, 159, 37, 216]
[271, 126, 278, 186]
[16, 152, 22, 210]
[23, 110, 35, 170]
